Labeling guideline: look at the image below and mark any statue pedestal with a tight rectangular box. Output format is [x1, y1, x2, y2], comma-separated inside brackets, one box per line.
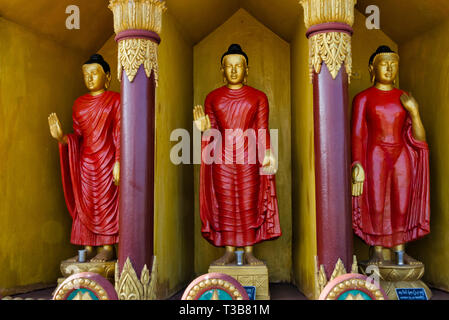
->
[57, 259, 116, 286]
[359, 261, 432, 300]
[208, 264, 270, 300]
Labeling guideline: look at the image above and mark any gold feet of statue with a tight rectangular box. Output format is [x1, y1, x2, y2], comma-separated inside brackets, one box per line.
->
[66, 246, 96, 262]
[212, 247, 236, 266]
[367, 246, 385, 266]
[212, 253, 236, 266]
[67, 245, 115, 263]
[366, 245, 422, 266]
[244, 252, 264, 266]
[402, 252, 422, 266]
[244, 247, 264, 266]
[91, 245, 115, 263]
[212, 246, 264, 266]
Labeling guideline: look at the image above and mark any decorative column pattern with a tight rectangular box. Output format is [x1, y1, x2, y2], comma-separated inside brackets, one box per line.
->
[109, 0, 166, 300]
[300, 0, 357, 293]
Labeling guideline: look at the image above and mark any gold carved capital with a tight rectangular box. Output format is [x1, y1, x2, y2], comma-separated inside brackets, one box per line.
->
[115, 256, 157, 300]
[109, 0, 167, 84]
[308, 31, 352, 82]
[299, 0, 357, 29]
[109, 0, 166, 34]
[300, 0, 356, 83]
[118, 38, 160, 84]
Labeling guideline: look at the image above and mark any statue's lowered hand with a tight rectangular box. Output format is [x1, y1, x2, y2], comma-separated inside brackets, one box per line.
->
[352, 163, 365, 197]
[262, 150, 277, 175]
[113, 161, 120, 186]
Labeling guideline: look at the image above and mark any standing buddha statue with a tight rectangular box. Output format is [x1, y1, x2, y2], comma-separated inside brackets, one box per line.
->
[194, 44, 282, 266]
[48, 54, 120, 262]
[351, 46, 430, 265]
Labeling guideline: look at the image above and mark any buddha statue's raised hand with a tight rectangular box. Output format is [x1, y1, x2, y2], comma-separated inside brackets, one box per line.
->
[48, 113, 67, 144]
[400, 93, 419, 116]
[400, 93, 427, 142]
[193, 105, 211, 132]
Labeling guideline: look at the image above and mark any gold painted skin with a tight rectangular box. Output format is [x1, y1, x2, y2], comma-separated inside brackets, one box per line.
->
[352, 53, 425, 266]
[48, 63, 118, 263]
[193, 54, 275, 266]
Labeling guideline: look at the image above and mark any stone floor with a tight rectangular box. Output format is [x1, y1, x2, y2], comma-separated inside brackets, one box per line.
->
[8, 283, 449, 300]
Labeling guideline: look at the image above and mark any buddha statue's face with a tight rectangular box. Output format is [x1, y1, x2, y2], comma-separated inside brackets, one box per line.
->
[221, 54, 248, 86]
[370, 54, 399, 85]
[82, 63, 110, 93]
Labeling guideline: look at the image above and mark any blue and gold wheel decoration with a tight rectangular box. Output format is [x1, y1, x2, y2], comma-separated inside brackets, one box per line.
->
[53, 272, 118, 300]
[319, 273, 388, 300]
[182, 273, 249, 300]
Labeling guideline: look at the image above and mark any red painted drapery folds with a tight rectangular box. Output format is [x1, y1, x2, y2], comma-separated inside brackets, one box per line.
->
[59, 91, 120, 246]
[200, 86, 282, 247]
[352, 87, 430, 248]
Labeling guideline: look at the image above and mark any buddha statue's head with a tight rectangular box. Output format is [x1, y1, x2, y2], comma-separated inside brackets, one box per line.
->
[369, 45, 399, 86]
[221, 44, 249, 88]
[82, 54, 112, 95]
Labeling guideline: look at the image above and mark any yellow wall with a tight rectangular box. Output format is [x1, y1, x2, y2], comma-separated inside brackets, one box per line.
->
[398, 20, 449, 292]
[193, 9, 292, 282]
[99, 12, 195, 299]
[290, 14, 316, 299]
[0, 18, 87, 294]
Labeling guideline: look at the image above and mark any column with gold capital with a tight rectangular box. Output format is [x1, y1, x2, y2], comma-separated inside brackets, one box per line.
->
[299, 0, 357, 292]
[109, 0, 166, 300]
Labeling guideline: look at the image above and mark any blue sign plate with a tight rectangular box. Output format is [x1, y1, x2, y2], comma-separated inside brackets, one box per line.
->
[395, 288, 428, 300]
[244, 286, 256, 300]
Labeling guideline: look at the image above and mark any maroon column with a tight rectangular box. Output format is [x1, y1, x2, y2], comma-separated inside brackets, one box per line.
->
[118, 66, 156, 276]
[312, 64, 353, 277]
[306, 23, 354, 278]
[114, 29, 161, 277]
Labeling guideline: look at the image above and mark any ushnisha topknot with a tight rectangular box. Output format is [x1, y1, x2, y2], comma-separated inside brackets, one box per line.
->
[84, 54, 111, 74]
[221, 44, 249, 65]
[369, 45, 399, 66]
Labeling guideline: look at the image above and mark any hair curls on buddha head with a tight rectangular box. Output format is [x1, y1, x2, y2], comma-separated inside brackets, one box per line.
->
[84, 54, 111, 74]
[369, 45, 399, 66]
[221, 44, 249, 66]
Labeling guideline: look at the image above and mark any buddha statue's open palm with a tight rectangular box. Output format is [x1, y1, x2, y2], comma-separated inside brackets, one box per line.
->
[48, 113, 65, 143]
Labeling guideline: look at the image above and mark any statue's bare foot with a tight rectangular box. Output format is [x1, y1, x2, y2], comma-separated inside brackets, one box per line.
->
[91, 248, 114, 262]
[403, 253, 422, 266]
[244, 252, 264, 266]
[212, 251, 235, 266]
[367, 251, 385, 266]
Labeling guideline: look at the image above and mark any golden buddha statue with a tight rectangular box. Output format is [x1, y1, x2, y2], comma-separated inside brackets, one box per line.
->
[351, 46, 430, 266]
[194, 44, 282, 266]
[48, 54, 121, 263]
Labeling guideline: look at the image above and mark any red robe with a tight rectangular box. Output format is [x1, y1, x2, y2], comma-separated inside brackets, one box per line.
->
[59, 91, 120, 246]
[351, 87, 430, 248]
[200, 85, 282, 247]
